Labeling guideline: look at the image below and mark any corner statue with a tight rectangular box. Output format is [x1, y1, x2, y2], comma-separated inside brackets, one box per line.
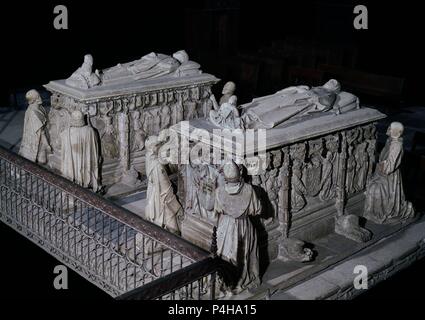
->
[364, 122, 415, 224]
[60, 111, 101, 192]
[19, 89, 51, 164]
[214, 161, 261, 294]
[66, 54, 101, 89]
[145, 136, 182, 234]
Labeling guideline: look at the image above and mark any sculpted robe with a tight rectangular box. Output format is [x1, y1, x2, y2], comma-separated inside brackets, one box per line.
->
[60, 126, 100, 191]
[215, 183, 262, 293]
[19, 103, 48, 163]
[145, 150, 182, 234]
[364, 137, 414, 224]
[66, 68, 101, 89]
[209, 102, 243, 129]
[101, 52, 201, 85]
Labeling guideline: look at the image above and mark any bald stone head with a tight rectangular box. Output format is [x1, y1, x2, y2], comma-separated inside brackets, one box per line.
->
[222, 81, 236, 95]
[25, 89, 42, 105]
[387, 122, 404, 138]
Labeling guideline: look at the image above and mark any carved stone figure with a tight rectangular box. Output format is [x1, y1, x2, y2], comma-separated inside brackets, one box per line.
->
[214, 161, 261, 294]
[143, 111, 154, 135]
[185, 101, 198, 120]
[145, 136, 182, 234]
[186, 163, 217, 219]
[131, 111, 146, 152]
[19, 89, 51, 164]
[160, 106, 171, 130]
[242, 79, 360, 129]
[291, 159, 307, 212]
[354, 142, 369, 192]
[66, 54, 101, 89]
[319, 151, 335, 201]
[48, 106, 68, 150]
[305, 142, 323, 197]
[220, 81, 236, 105]
[366, 127, 377, 180]
[153, 109, 161, 134]
[319, 136, 338, 201]
[280, 238, 314, 262]
[209, 95, 244, 129]
[174, 101, 184, 124]
[101, 50, 201, 85]
[263, 169, 279, 225]
[100, 115, 119, 159]
[363, 122, 415, 224]
[60, 111, 101, 192]
[202, 87, 214, 117]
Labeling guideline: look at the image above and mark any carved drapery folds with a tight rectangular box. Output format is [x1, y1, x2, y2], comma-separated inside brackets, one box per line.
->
[344, 124, 377, 195]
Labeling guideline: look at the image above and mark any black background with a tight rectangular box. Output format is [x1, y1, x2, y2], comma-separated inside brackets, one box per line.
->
[0, 0, 424, 300]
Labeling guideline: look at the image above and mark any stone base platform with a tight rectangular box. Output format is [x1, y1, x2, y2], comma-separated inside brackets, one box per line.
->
[226, 214, 425, 300]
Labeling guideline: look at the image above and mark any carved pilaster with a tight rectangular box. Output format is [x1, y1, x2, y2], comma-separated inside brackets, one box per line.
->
[335, 131, 347, 218]
[280, 147, 291, 238]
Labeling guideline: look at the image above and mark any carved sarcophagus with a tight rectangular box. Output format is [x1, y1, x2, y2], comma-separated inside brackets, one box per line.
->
[171, 81, 386, 261]
[44, 52, 219, 192]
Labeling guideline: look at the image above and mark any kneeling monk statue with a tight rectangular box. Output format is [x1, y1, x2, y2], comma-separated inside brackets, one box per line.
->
[214, 161, 262, 294]
[364, 122, 415, 224]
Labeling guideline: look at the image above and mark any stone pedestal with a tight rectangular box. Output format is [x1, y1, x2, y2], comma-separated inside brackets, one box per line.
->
[171, 106, 386, 261]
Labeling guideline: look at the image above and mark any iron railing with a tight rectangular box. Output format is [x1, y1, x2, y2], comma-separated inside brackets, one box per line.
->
[0, 146, 219, 298]
[117, 257, 221, 300]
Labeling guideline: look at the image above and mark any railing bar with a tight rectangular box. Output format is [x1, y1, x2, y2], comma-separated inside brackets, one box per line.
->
[94, 210, 98, 274]
[151, 240, 154, 277]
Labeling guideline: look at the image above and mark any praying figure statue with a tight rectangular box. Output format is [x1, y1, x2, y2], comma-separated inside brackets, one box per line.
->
[60, 110, 101, 192]
[209, 95, 244, 130]
[220, 81, 236, 105]
[66, 54, 101, 89]
[214, 161, 261, 294]
[363, 122, 415, 224]
[19, 89, 51, 164]
[145, 136, 182, 234]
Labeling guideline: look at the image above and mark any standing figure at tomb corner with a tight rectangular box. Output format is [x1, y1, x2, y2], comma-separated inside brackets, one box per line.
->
[66, 54, 101, 89]
[145, 135, 182, 234]
[220, 81, 236, 105]
[363, 122, 415, 224]
[214, 161, 262, 294]
[19, 89, 51, 164]
[60, 110, 101, 192]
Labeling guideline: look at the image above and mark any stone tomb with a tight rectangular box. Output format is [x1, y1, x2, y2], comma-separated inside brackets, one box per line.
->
[44, 54, 219, 194]
[171, 100, 385, 261]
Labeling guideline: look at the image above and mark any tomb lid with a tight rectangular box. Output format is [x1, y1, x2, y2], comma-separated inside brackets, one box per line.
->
[170, 107, 386, 157]
[44, 73, 219, 101]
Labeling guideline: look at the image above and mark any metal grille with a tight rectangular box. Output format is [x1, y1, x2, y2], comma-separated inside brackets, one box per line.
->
[0, 147, 212, 298]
